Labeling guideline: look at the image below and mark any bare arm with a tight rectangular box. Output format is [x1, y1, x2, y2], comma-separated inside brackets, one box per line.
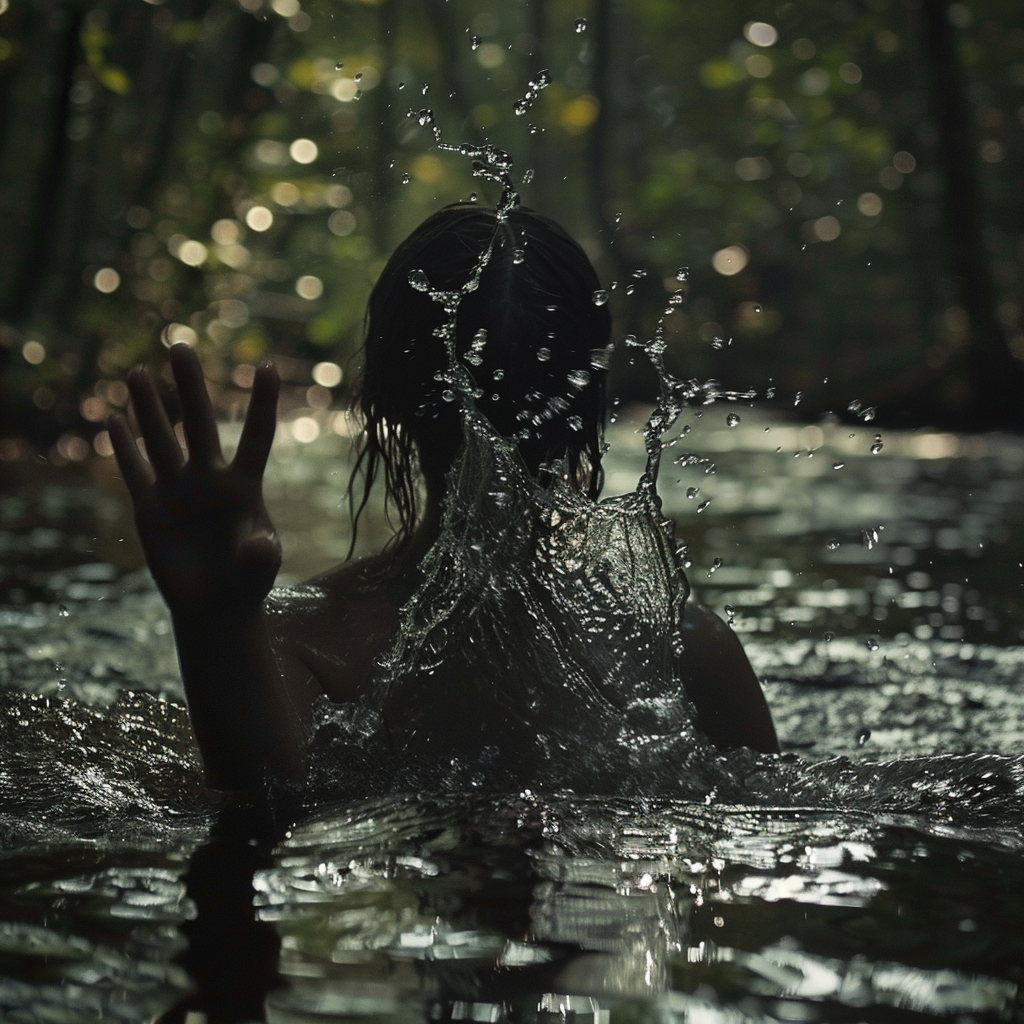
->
[677, 603, 779, 754]
[109, 344, 309, 791]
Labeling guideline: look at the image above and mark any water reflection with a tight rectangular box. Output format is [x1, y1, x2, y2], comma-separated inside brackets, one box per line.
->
[249, 796, 1022, 1021]
[2, 418, 1024, 1016]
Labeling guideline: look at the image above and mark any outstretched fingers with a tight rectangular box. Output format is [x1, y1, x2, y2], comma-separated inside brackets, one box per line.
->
[126, 364, 184, 479]
[233, 361, 280, 482]
[107, 412, 154, 501]
[170, 342, 223, 466]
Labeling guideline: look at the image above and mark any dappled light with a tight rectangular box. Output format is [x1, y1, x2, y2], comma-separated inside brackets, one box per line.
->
[1, 0, 1023, 458]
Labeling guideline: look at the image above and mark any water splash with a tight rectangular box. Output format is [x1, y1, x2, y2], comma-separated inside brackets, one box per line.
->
[513, 68, 552, 116]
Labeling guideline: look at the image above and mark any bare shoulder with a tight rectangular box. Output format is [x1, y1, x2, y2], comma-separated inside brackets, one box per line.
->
[265, 554, 410, 705]
[676, 602, 779, 754]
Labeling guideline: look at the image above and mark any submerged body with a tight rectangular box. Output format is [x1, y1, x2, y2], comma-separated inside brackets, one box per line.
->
[271, 509, 778, 771]
[110, 206, 778, 792]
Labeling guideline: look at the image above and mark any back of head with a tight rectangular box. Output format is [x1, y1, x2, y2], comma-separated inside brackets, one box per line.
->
[352, 203, 611, 548]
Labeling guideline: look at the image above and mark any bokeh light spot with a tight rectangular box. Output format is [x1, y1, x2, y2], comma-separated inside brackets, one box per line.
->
[246, 206, 274, 231]
[857, 192, 883, 216]
[178, 241, 208, 266]
[712, 246, 749, 276]
[211, 219, 241, 245]
[312, 361, 343, 387]
[290, 416, 320, 443]
[295, 275, 324, 300]
[22, 340, 45, 365]
[161, 323, 198, 347]
[93, 267, 121, 293]
[744, 21, 778, 47]
[290, 138, 318, 164]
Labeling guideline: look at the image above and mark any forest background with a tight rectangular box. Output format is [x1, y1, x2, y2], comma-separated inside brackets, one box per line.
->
[1, 0, 1024, 465]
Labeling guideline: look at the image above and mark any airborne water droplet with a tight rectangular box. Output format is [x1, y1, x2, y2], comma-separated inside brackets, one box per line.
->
[676, 267, 689, 282]
[707, 556, 723, 576]
[857, 727, 872, 745]
[471, 35, 482, 50]
[826, 538, 840, 550]
[823, 631, 835, 642]
[866, 637, 880, 651]
[592, 289, 608, 306]
[833, 461, 845, 470]
[401, 172, 411, 184]
[335, 62, 344, 71]
[408, 269, 430, 291]
[58, 604, 69, 617]
[686, 487, 700, 500]
[794, 391, 803, 406]
[696, 499, 712, 513]
[753, 303, 762, 313]
[574, 17, 587, 32]
[871, 434, 884, 454]
[537, 347, 551, 362]
[512, 249, 525, 264]
[726, 412, 740, 427]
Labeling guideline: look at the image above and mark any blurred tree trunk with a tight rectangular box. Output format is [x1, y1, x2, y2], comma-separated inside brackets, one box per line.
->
[2, 6, 83, 325]
[585, 0, 615, 249]
[371, 0, 397, 253]
[919, 0, 1024, 430]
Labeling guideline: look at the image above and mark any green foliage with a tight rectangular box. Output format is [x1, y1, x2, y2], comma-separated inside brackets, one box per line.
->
[0, 0, 1023, 458]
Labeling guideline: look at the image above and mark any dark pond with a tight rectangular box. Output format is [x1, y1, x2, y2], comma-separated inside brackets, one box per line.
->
[0, 409, 1022, 1021]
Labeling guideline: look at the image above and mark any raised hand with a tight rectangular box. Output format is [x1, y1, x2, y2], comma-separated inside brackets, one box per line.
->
[109, 343, 282, 615]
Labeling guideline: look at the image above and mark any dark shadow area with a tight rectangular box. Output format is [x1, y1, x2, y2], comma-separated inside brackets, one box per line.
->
[157, 796, 293, 1024]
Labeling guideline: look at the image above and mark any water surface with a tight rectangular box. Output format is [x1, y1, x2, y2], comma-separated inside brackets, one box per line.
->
[1, 412, 1022, 1019]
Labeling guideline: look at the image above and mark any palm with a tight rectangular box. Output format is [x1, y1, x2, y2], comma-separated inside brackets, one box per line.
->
[109, 344, 281, 612]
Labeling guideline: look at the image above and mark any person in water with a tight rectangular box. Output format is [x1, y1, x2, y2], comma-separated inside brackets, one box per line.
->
[109, 204, 778, 793]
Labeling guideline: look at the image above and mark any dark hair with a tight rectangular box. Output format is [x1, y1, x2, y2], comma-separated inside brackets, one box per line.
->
[349, 203, 611, 553]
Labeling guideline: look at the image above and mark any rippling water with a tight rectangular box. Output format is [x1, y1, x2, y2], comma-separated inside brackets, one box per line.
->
[0, 411, 1022, 1019]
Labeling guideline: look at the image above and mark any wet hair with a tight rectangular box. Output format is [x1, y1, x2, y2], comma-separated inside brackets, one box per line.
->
[348, 203, 611, 553]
